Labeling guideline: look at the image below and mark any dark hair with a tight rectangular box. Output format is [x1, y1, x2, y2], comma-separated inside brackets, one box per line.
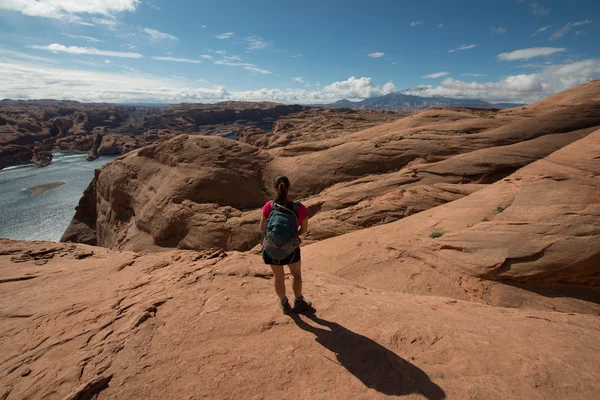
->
[273, 175, 290, 206]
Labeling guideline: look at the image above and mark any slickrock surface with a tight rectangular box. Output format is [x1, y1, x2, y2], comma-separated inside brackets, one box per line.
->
[1, 239, 600, 399]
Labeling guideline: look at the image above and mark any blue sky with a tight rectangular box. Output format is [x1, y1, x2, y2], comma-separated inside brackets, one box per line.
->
[0, 0, 599, 103]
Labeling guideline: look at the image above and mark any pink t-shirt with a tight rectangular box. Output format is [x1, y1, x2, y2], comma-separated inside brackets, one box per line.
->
[262, 201, 308, 227]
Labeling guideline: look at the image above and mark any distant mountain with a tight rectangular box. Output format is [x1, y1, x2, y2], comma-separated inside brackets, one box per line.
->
[321, 92, 523, 112]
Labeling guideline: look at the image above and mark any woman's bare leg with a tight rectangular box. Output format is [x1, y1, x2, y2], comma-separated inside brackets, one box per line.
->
[288, 260, 302, 299]
[270, 265, 287, 300]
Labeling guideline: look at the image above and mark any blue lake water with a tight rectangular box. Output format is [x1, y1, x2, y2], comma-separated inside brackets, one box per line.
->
[0, 153, 117, 242]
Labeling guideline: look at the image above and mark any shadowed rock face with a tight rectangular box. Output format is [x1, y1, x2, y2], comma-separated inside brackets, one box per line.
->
[63, 135, 274, 251]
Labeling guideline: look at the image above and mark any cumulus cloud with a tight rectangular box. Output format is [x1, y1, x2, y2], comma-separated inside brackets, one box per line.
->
[29, 43, 143, 58]
[550, 20, 592, 40]
[62, 33, 103, 43]
[410, 21, 423, 27]
[403, 59, 600, 103]
[497, 47, 566, 61]
[530, 2, 550, 16]
[246, 36, 269, 50]
[292, 77, 304, 83]
[491, 26, 507, 34]
[0, 61, 397, 104]
[422, 72, 450, 79]
[142, 27, 178, 41]
[368, 52, 385, 58]
[152, 56, 202, 64]
[0, 0, 139, 23]
[321, 77, 396, 101]
[448, 44, 477, 53]
[244, 66, 271, 74]
[216, 32, 234, 39]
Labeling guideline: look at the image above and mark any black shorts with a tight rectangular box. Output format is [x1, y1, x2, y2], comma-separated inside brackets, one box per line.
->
[262, 247, 301, 266]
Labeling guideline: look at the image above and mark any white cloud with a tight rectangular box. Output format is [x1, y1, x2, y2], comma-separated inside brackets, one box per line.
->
[91, 18, 118, 28]
[29, 43, 143, 58]
[289, 54, 303, 58]
[199, 54, 213, 60]
[422, 71, 450, 79]
[403, 59, 600, 103]
[246, 36, 269, 50]
[213, 55, 254, 67]
[532, 25, 551, 35]
[448, 44, 477, 53]
[292, 77, 304, 83]
[551, 20, 592, 40]
[0, 48, 57, 63]
[62, 33, 103, 43]
[147, 1, 159, 10]
[104, 59, 111, 64]
[0, 62, 397, 104]
[497, 47, 566, 61]
[244, 66, 271, 74]
[319, 76, 396, 101]
[572, 19, 592, 27]
[392, 61, 397, 65]
[201, 25, 207, 28]
[530, 2, 550, 16]
[462, 73, 487, 77]
[410, 21, 423, 27]
[491, 26, 507, 34]
[215, 50, 226, 54]
[576, 30, 583, 36]
[142, 27, 178, 41]
[0, 0, 139, 22]
[152, 56, 202, 64]
[216, 32, 234, 39]
[368, 52, 385, 58]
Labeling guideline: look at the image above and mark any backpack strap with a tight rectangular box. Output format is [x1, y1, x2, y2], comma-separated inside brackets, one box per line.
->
[272, 202, 298, 223]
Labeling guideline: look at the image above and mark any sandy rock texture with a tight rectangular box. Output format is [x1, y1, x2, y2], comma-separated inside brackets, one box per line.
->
[1, 239, 600, 399]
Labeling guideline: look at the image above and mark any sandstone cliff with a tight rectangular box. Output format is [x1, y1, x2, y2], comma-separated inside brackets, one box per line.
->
[62, 81, 600, 255]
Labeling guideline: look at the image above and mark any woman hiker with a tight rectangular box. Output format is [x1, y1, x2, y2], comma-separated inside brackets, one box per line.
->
[260, 175, 313, 314]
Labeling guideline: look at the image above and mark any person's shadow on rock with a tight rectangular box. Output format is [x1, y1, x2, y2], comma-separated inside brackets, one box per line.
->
[291, 313, 446, 399]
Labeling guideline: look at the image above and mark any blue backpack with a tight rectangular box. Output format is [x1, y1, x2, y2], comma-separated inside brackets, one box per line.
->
[264, 201, 300, 261]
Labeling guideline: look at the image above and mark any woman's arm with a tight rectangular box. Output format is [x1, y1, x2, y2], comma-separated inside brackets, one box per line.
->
[298, 218, 308, 235]
[259, 214, 267, 232]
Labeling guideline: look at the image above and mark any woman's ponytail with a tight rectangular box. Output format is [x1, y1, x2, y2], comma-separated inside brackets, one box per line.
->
[274, 175, 290, 206]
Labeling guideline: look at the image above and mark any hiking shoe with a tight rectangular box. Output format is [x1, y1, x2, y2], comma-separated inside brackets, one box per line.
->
[293, 297, 314, 314]
[279, 298, 292, 314]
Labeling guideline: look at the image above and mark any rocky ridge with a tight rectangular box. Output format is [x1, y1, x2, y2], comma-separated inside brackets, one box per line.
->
[0, 100, 313, 169]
